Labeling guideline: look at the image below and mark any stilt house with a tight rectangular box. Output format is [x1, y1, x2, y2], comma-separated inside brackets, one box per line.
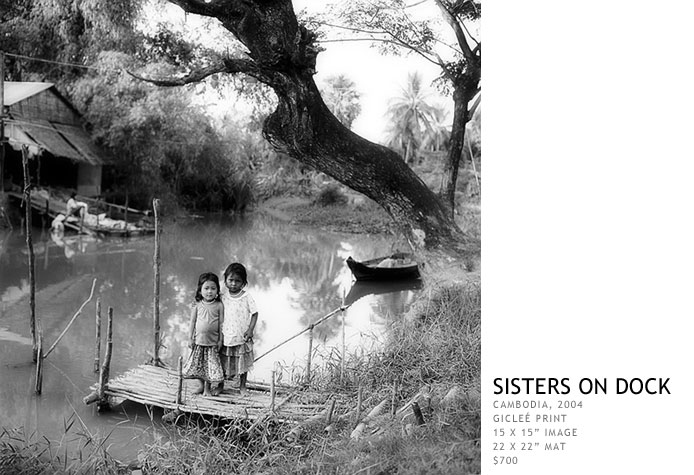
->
[1, 81, 105, 196]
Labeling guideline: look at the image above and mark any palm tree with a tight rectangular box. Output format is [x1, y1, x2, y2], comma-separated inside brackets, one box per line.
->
[421, 105, 451, 152]
[320, 74, 362, 129]
[385, 72, 437, 164]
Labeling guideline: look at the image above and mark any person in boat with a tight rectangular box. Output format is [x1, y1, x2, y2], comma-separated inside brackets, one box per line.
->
[182, 272, 225, 396]
[66, 192, 88, 219]
[219, 262, 258, 395]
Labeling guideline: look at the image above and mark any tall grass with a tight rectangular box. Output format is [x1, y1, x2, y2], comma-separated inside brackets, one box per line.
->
[0, 414, 125, 475]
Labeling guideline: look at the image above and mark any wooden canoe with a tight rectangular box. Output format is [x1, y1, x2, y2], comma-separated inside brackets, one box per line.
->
[345, 253, 420, 281]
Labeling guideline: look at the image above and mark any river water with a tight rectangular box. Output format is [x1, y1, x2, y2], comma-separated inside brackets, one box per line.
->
[0, 213, 421, 461]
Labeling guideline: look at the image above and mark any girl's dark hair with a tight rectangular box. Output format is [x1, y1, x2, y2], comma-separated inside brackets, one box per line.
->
[195, 272, 221, 302]
[223, 262, 248, 285]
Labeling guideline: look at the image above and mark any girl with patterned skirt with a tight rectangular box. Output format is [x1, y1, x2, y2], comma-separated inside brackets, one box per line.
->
[183, 272, 225, 396]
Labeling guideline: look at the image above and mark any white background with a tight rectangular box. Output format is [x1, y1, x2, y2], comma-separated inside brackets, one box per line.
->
[484, 1, 694, 472]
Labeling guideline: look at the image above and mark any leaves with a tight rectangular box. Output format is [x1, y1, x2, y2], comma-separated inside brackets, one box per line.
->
[319, 74, 362, 129]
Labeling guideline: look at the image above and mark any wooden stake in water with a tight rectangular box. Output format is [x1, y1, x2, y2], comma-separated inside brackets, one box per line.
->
[22, 145, 37, 361]
[94, 299, 102, 373]
[34, 325, 43, 395]
[43, 278, 97, 359]
[124, 192, 129, 236]
[151, 198, 162, 367]
[97, 308, 114, 412]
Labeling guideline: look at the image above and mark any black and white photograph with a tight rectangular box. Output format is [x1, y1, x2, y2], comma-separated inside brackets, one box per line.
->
[1, 1, 482, 473]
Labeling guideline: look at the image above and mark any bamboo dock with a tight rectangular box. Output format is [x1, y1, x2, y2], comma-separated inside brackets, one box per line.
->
[93, 363, 327, 422]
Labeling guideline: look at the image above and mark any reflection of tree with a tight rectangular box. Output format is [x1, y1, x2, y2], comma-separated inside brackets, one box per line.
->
[1, 216, 417, 367]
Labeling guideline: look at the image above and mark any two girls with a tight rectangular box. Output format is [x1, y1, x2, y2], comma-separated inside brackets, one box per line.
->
[184, 263, 258, 397]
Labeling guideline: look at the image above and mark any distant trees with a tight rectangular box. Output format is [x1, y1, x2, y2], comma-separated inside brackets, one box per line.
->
[320, 74, 362, 129]
[323, 0, 481, 216]
[385, 71, 440, 164]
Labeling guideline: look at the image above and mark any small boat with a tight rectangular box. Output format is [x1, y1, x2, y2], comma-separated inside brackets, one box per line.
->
[345, 253, 420, 281]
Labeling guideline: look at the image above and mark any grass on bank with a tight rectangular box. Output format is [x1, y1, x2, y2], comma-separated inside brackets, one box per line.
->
[0, 282, 480, 475]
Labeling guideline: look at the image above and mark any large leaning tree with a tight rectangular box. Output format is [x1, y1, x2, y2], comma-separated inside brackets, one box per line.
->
[141, 0, 465, 249]
[324, 0, 481, 217]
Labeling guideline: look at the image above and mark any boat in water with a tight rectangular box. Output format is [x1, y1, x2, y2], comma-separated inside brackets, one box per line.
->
[345, 253, 420, 281]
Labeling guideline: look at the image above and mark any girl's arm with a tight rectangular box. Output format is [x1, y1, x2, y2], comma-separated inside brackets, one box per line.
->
[188, 305, 198, 348]
[218, 303, 225, 350]
[244, 312, 258, 341]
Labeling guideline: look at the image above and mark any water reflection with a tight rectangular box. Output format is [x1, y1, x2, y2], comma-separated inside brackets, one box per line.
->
[0, 214, 421, 459]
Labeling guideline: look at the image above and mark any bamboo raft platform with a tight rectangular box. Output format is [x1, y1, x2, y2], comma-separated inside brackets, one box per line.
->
[93, 363, 327, 422]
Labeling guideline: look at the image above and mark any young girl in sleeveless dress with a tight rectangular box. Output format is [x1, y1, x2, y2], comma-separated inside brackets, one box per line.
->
[219, 263, 258, 394]
[183, 272, 225, 396]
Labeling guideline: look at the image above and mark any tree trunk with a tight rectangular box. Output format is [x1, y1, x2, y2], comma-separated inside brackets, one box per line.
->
[166, 0, 464, 248]
[440, 86, 469, 217]
[263, 77, 461, 247]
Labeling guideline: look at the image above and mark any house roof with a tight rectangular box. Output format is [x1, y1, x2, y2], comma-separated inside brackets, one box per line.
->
[3, 81, 54, 106]
[2, 82, 104, 165]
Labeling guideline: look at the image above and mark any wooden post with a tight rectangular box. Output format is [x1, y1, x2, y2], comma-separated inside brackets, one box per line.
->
[43, 279, 97, 359]
[341, 298, 345, 384]
[326, 398, 336, 424]
[44, 198, 49, 228]
[305, 325, 313, 385]
[391, 381, 397, 417]
[34, 326, 43, 395]
[411, 401, 425, 425]
[123, 192, 129, 236]
[151, 198, 162, 366]
[94, 299, 101, 373]
[0, 50, 5, 196]
[270, 369, 276, 413]
[176, 356, 183, 405]
[22, 145, 37, 362]
[97, 308, 113, 412]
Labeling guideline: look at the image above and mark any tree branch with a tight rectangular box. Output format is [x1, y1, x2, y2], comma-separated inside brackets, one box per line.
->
[433, 0, 474, 59]
[126, 57, 270, 86]
[166, 0, 230, 18]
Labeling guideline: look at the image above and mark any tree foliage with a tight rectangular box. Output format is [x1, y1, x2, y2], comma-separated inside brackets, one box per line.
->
[320, 0, 481, 215]
[1, 0, 259, 212]
[385, 71, 438, 163]
[319, 74, 362, 130]
[71, 52, 249, 211]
